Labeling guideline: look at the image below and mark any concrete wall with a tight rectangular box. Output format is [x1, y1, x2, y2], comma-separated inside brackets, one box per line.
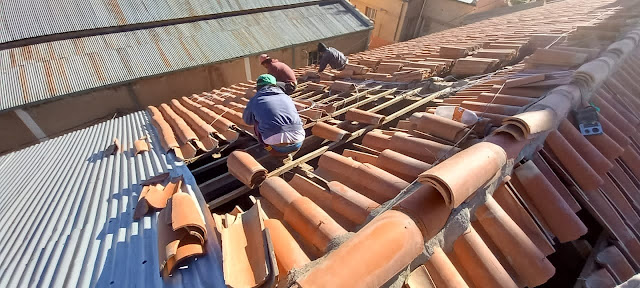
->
[398, 0, 428, 42]
[461, 0, 544, 25]
[0, 111, 39, 154]
[0, 30, 371, 155]
[350, 0, 507, 47]
[419, 0, 508, 35]
[351, 0, 406, 47]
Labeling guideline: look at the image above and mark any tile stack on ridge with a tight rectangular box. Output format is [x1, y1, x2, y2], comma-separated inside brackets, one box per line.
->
[205, 1, 640, 287]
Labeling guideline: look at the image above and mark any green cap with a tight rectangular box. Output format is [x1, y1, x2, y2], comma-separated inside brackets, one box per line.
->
[256, 74, 276, 87]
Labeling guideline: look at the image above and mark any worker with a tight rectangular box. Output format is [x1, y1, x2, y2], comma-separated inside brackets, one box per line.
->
[243, 74, 305, 160]
[317, 42, 348, 73]
[259, 54, 298, 95]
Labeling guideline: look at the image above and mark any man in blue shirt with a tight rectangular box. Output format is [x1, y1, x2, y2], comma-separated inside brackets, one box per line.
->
[243, 74, 306, 158]
[317, 42, 348, 73]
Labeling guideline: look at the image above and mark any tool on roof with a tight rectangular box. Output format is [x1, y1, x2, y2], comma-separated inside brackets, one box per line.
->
[574, 105, 603, 136]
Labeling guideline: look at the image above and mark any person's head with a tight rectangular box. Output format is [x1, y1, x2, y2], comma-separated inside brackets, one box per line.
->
[256, 74, 277, 90]
[317, 42, 327, 53]
[259, 54, 272, 67]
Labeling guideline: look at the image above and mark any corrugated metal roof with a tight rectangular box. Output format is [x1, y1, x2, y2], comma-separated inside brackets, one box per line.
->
[0, 0, 319, 44]
[0, 111, 225, 288]
[0, 2, 370, 111]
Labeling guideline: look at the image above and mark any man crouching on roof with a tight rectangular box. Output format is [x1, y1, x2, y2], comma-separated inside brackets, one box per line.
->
[242, 74, 305, 162]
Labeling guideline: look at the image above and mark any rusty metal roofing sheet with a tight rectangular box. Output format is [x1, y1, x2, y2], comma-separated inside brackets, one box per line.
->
[0, 110, 225, 288]
[0, 0, 319, 44]
[0, 2, 370, 111]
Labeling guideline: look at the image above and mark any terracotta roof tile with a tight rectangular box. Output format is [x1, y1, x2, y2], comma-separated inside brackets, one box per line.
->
[513, 161, 588, 242]
[419, 141, 507, 208]
[453, 226, 518, 288]
[424, 247, 469, 288]
[596, 246, 636, 283]
[227, 151, 268, 189]
[585, 268, 617, 288]
[221, 201, 268, 287]
[264, 218, 310, 276]
[311, 122, 351, 142]
[316, 151, 409, 203]
[493, 182, 555, 256]
[260, 177, 347, 254]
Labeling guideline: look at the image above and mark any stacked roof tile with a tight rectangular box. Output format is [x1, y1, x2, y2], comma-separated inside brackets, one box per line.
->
[4, 0, 640, 287]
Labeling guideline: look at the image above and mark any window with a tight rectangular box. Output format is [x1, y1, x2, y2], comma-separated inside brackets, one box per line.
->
[365, 7, 377, 21]
[307, 50, 319, 65]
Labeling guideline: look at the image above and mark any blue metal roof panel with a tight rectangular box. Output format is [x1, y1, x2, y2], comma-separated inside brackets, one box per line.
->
[0, 2, 371, 111]
[0, 111, 226, 288]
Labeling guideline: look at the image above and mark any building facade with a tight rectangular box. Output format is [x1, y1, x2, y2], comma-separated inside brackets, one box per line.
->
[351, 0, 509, 48]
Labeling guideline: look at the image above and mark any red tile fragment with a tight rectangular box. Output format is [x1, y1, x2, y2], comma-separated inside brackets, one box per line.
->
[158, 190, 207, 278]
[134, 137, 150, 155]
[134, 176, 182, 220]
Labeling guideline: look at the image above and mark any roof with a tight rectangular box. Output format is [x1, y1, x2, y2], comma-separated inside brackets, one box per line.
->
[0, 2, 371, 111]
[0, 111, 225, 288]
[2, 0, 640, 287]
[0, 0, 318, 44]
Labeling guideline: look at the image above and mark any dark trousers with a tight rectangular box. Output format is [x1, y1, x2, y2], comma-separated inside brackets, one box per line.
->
[276, 82, 297, 95]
